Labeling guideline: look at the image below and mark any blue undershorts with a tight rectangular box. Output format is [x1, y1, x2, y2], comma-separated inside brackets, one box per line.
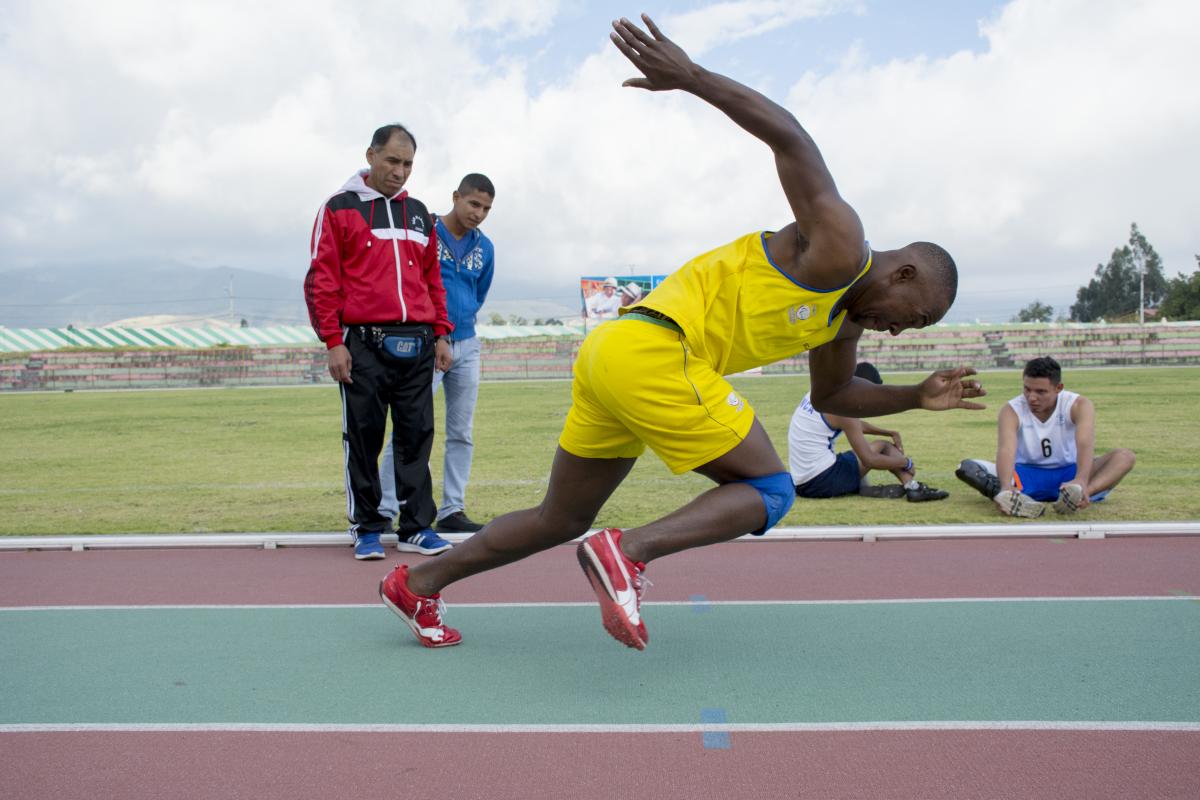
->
[795, 451, 861, 499]
[1014, 463, 1110, 503]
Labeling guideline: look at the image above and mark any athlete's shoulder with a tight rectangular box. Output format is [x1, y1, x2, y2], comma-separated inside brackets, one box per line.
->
[831, 316, 864, 343]
[792, 234, 870, 290]
[1066, 392, 1092, 419]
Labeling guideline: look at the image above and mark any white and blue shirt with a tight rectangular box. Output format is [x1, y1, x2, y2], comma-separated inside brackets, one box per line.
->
[787, 392, 842, 485]
[1010, 390, 1079, 468]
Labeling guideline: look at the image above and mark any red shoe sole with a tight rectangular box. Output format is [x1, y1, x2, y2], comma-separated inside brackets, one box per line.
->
[576, 542, 646, 651]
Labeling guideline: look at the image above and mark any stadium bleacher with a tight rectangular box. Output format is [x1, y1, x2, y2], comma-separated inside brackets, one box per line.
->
[1, 323, 1198, 391]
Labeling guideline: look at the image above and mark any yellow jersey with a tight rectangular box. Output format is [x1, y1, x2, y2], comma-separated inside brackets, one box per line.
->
[633, 231, 871, 376]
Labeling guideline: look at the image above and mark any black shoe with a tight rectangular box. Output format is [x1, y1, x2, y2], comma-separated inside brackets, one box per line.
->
[434, 511, 484, 533]
[955, 460, 999, 499]
[906, 482, 949, 502]
[858, 484, 905, 498]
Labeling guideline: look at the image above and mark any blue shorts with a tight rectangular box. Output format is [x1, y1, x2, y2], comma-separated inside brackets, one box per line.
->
[796, 451, 861, 498]
[1014, 463, 1110, 503]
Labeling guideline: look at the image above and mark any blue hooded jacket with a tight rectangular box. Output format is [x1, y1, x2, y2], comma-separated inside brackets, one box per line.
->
[435, 216, 495, 341]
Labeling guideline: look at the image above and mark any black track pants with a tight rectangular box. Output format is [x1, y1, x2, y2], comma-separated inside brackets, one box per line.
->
[338, 325, 435, 536]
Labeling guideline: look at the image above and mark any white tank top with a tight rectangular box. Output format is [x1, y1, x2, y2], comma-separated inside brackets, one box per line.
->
[788, 392, 841, 484]
[1008, 390, 1079, 467]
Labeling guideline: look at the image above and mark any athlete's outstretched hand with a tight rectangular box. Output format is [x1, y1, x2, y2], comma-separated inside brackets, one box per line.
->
[917, 366, 986, 411]
[610, 14, 698, 92]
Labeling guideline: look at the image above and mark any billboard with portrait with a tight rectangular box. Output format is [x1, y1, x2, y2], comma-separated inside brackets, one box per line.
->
[580, 274, 667, 328]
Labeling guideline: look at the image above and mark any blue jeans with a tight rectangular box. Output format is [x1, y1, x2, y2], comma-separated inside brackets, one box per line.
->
[379, 336, 482, 522]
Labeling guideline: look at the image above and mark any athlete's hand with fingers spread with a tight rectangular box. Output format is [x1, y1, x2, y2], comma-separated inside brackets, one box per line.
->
[917, 365, 986, 411]
[610, 14, 699, 92]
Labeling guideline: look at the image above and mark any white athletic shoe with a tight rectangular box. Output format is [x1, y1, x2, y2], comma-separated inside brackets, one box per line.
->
[994, 490, 1045, 519]
[1054, 483, 1085, 514]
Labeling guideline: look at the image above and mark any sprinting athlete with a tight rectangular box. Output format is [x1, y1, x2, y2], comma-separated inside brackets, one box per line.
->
[380, 14, 984, 650]
[956, 356, 1135, 517]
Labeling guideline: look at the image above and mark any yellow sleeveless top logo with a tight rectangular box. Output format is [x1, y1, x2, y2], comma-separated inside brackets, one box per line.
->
[635, 231, 872, 375]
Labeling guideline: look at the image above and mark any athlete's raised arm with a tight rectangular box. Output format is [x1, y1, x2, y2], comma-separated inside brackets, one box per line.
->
[610, 14, 863, 267]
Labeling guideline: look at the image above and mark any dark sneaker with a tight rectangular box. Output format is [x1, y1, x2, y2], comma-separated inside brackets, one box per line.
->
[994, 490, 1045, 518]
[434, 511, 484, 533]
[353, 532, 385, 560]
[1054, 483, 1085, 514]
[906, 482, 949, 502]
[576, 528, 649, 650]
[859, 484, 905, 499]
[379, 564, 462, 648]
[397, 528, 453, 555]
[955, 459, 1000, 499]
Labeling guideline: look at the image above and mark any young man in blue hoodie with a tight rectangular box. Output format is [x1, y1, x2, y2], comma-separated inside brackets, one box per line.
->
[381, 174, 496, 544]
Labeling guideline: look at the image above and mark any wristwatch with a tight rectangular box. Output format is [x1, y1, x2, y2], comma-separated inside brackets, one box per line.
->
[435, 335, 451, 345]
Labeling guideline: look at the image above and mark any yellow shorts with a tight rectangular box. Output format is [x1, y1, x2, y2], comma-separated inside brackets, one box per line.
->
[558, 315, 755, 474]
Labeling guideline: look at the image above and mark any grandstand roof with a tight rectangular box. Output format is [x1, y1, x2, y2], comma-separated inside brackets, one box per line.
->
[0, 324, 582, 352]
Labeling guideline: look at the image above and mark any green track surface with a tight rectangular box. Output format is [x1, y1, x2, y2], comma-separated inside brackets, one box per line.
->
[2, 600, 1197, 724]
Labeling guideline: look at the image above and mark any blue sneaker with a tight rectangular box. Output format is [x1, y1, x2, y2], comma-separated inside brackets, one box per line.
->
[354, 532, 385, 560]
[397, 528, 452, 555]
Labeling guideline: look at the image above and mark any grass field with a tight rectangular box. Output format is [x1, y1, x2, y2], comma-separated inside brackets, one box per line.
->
[0, 367, 1196, 535]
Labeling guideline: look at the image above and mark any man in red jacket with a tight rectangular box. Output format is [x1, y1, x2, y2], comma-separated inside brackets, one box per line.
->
[304, 123, 455, 560]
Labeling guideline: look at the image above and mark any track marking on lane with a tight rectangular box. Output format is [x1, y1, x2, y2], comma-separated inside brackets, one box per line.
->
[2, 596, 1196, 611]
[3, 722, 1200, 733]
[700, 708, 732, 749]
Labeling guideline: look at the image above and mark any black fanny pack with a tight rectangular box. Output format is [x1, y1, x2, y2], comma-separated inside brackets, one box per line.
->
[356, 324, 430, 361]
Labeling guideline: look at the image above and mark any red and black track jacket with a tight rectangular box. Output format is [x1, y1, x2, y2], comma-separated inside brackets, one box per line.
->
[304, 169, 453, 349]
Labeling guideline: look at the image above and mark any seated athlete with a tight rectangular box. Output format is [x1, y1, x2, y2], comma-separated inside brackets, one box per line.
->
[789, 362, 948, 502]
[378, 14, 984, 651]
[956, 356, 1135, 518]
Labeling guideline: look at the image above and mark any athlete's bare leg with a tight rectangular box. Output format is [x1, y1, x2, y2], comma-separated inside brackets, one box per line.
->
[409, 418, 788, 594]
[406, 448, 636, 596]
[619, 419, 785, 564]
[862, 440, 914, 484]
[1086, 448, 1136, 495]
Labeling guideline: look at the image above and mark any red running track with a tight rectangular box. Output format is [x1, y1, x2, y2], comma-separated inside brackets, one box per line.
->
[2, 536, 1198, 606]
[2, 537, 1199, 800]
[3, 730, 1198, 800]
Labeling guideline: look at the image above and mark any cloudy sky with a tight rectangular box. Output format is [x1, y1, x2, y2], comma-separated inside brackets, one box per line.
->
[1, 0, 1196, 322]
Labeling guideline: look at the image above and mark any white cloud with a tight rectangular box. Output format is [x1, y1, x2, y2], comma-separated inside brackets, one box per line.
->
[0, 0, 1197, 325]
[782, 0, 1200, 316]
[656, 0, 862, 55]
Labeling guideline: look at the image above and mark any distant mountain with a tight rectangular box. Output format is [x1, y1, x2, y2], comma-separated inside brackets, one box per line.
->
[0, 260, 585, 330]
[1, 258, 1059, 328]
[478, 297, 580, 324]
[0, 260, 307, 328]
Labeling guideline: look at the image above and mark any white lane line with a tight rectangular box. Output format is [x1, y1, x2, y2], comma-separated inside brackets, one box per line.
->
[0, 596, 1196, 611]
[1, 721, 1198, 734]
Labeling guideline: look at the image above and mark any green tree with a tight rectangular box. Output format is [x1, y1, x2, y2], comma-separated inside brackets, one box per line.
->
[1070, 223, 1168, 321]
[1012, 300, 1054, 323]
[1159, 255, 1200, 321]
[488, 312, 507, 325]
